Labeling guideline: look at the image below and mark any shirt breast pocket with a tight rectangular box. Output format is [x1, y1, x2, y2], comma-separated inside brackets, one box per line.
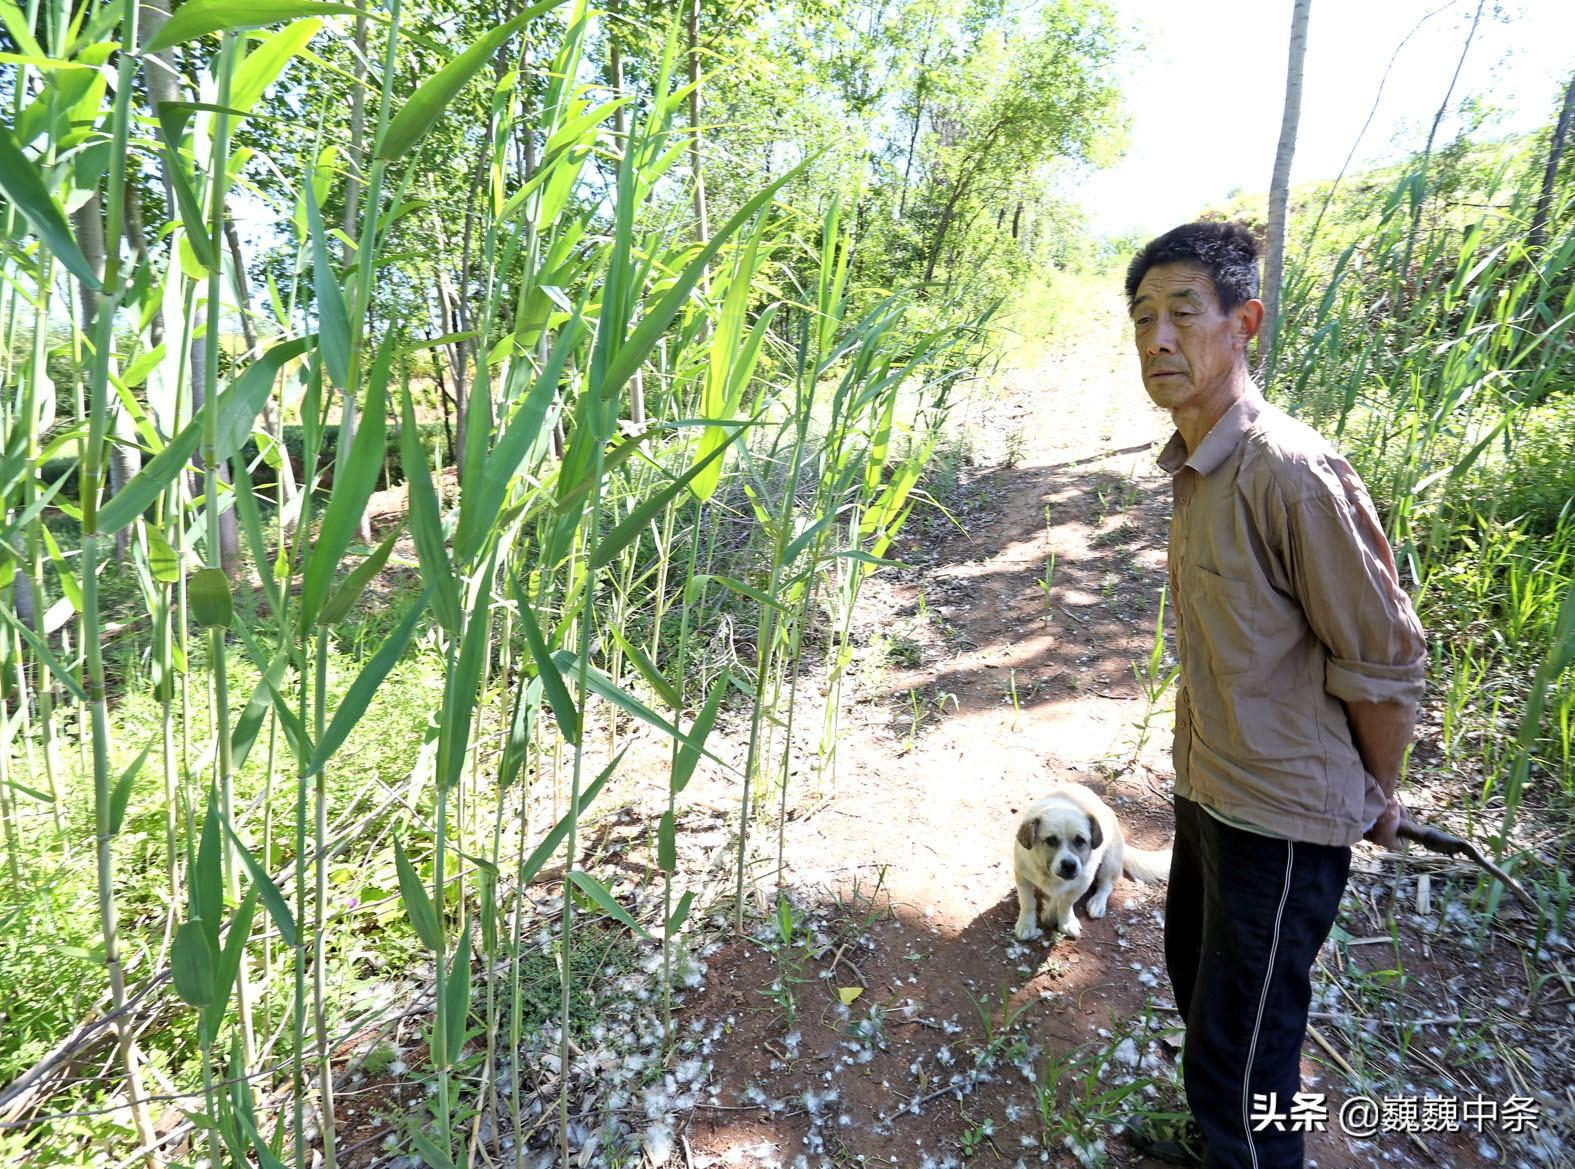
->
[1185, 564, 1260, 684]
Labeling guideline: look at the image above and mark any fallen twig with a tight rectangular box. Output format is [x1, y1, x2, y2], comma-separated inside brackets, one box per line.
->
[1395, 818, 1541, 915]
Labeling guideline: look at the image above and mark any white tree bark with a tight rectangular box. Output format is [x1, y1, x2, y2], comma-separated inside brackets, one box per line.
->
[1260, 0, 1311, 382]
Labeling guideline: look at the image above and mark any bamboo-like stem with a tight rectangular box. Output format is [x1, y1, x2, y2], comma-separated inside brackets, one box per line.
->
[199, 30, 258, 1065]
[79, 0, 157, 1156]
[312, 624, 337, 1169]
[558, 440, 603, 1166]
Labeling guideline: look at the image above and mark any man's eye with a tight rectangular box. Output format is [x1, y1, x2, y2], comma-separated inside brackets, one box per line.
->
[1134, 317, 1152, 328]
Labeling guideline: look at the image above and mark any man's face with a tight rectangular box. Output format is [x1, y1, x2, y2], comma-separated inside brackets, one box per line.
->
[1130, 263, 1250, 414]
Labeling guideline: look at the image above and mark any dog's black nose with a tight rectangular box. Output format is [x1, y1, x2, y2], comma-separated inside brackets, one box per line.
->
[1058, 860, 1078, 879]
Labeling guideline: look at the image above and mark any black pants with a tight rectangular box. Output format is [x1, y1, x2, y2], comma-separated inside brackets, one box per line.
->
[1164, 795, 1351, 1169]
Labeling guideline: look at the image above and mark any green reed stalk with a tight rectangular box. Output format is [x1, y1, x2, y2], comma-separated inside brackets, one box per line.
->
[77, 0, 156, 1150]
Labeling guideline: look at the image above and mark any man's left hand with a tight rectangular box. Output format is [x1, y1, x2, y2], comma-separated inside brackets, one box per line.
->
[1364, 793, 1402, 848]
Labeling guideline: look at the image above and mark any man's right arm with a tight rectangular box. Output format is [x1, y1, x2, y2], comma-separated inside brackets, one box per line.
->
[1344, 698, 1417, 847]
[1276, 467, 1427, 845]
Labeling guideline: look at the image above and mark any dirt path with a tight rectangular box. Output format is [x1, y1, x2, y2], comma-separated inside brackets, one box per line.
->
[677, 298, 1191, 1168]
[672, 296, 1555, 1169]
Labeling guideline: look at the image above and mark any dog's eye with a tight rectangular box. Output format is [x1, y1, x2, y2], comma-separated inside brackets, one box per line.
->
[1045, 835, 1060, 848]
[1074, 836, 1087, 848]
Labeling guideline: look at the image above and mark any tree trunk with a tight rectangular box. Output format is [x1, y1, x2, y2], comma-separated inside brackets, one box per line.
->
[1529, 71, 1575, 252]
[921, 124, 1003, 284]
[1259, 0, 1311, 382]
[898, 64, 928, 218]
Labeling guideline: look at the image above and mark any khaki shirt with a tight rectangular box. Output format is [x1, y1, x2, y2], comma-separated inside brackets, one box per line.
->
[1158, 393, 1427, 846]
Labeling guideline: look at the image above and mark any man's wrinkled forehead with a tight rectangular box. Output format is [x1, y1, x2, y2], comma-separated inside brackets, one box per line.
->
[1130, 264, 1218, 315]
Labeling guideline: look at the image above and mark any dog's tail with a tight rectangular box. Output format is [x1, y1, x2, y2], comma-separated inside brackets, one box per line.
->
[1123, 845, 1172, 884]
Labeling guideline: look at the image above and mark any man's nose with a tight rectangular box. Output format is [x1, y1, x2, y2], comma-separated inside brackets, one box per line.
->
[1145, 320, 1178, 355]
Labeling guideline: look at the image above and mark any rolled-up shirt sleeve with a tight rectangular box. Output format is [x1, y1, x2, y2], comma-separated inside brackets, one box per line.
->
[1283, 472, 1428, 707]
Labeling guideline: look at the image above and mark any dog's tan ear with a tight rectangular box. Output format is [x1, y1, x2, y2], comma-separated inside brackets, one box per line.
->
[1087, 813, 1104, 852]
[1016, 819, 1037, 850]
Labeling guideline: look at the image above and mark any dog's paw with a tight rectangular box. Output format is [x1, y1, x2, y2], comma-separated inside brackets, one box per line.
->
[1086, 891, 1110, 919]
[1057, 916, 1082, 940]
[1014, 916, 1043, 942]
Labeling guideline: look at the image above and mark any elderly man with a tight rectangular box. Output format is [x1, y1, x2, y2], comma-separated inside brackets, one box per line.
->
[1123, 222, 1427, 1168]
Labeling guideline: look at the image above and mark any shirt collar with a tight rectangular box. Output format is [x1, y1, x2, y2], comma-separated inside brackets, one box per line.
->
[1156, 393, 1262, 478]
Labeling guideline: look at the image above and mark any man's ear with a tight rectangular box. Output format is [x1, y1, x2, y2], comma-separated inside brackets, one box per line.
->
[1017, 819, 1038, 850]
[1235, 298, 1265, 347]
[1087, 813, 1104, 852]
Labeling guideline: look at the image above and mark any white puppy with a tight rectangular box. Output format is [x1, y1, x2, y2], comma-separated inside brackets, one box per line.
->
[1013, 783, 1171, 941]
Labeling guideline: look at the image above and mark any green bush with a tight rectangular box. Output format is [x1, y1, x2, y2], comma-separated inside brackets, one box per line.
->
[1460, 396, 1575, 535]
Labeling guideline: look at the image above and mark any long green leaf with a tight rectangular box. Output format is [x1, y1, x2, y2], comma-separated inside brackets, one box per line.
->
[549, 649, 731, 769]
[229, 454, 280, 614]
[600, 160, 810, 402]
[98, 336, 308, 534]
[231, 647, 290, 771]
[307, 586, 430, 777]
[297, 336, 389, 630]
[304, 172, 350, 391]
[229, 19, 322, 114]
[513, 582, 580, 743]
[0, 125, 98, 289]
[437, 551, 497, 791]
[4, 778, 53, 803]
[567, 871, 652, 941]
[192, 797, 224, 949]
[394, 835, 443, 952]
[171, 921, 217, 1007]
[216, 337, 310, 461]
[144, 0, 365, 52]
[0, 606, 85, 704]
[518, 748, 624, 885]
[317, 524, 402, 625]
[443, 920, 471, 1065]
[667, 889, 696, 933]
[456, 312, 583, 565]
[231, 624, 315, 765]
[224, 821, 299, 947]
[478, 870, 497, 956]
[606, 624, 679, 709]
[657, 810, 676, 873]
[497, 676, 541, 790]
[589, 422, 744, 570]
[693, 305, 779, 501]
[95, 426, 199, 536]
[376, 0, 566, 161]
[108, 738, 156, 835]
[672, 671, 727, 794]
[407, 1131, 454, 1169]
[400, 385, 461, 632]
[202, 885, 258, 1045]
[155, 106, 217, 272]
